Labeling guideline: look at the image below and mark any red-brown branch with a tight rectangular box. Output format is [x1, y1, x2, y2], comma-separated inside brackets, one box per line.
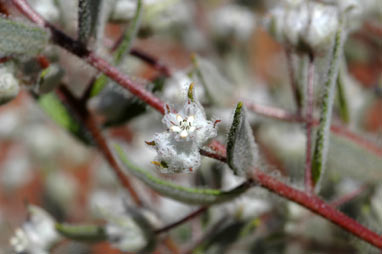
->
[56, 86, 143, 207]
[245, 101, 382, 158]
[244, 101, 304, 122]
[11, 0, 382, 248]
[253, 168, 382, 248]
[155, 207, 208, 235]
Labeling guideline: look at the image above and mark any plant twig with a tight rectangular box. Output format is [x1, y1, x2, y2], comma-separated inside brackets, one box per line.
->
[55, 86, 143, 206]
[244, 101, 304, 122]
[155, 207, 208, 235]
[130, 48, 172, 77]
[330, 185, 367, 208]
[251, 168, 382, 248]
[245, 101, 382, 157]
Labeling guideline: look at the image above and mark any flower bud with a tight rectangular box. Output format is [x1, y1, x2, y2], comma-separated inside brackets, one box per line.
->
[266, 2, 339, 54]
[0, 67, 20, 105]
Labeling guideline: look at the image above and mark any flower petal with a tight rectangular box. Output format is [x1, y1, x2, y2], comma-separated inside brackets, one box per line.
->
[170, 126, 181, 133]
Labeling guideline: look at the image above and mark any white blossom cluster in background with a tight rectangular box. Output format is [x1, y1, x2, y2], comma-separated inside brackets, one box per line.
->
[265, 1, 339, 53]
[151, 84, 217, 173]
[10, 206, 61, 254]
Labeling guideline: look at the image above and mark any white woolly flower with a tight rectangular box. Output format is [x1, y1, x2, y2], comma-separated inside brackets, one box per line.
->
[10, 205, 61, 254]
[151, 84, 217, 173]
[209, 4, 256, 41]
[266, 2, 339, 53]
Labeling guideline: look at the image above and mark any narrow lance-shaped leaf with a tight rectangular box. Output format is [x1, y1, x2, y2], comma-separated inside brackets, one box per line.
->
[312, 22, 346, 188]
[114, 145, 251, 205]
[336, 67, 350, 124]
[78, 0, 102, 44]
[227, 102, 258, 177]
[191, 54, 215, 104]
[124, 205, 157, 253]
[113, 0, 143, 63]
[0, 17, 49, 57]
[90, 0, 143, 97]
[56, 223, 107, 242]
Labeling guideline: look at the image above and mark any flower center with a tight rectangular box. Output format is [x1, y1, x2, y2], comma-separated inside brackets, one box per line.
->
[170, 115, 196, 138]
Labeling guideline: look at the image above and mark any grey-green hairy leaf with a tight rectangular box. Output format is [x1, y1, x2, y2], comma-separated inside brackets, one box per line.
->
[0, 17, 49, 57]
[78, 0, 102, 44]
[113, 0, 143, 64]
[55, 223, 107, 242]
[312, 22, 346, 189]
[335, 67, 350, 124]
[227, 102, 258, 177]
[114, 144, 251, 205]
[126, 206, 157, 253]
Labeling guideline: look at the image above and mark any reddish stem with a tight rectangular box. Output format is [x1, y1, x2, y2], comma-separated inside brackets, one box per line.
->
[155, 207, 208, 234]
[244, 101, 304, 122]
[87, 53, 166, 113]
[245, 101, 382, 157]
[130, 48, 172, 77]
[330, 185, 367, 208]
[56, 86, 143, 207]
[304, 56, 315, 193]
[252, 169, 382, 248]
[329, 123, 382, 157]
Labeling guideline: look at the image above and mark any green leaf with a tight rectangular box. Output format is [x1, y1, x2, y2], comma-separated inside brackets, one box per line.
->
[38, 92, 92, 145]
[89, 74, 108, 98]
[113, 0, 143, 64]
[56, 223, 107, 242]
[336, 67, 350, 124]
[114, 144, 251, 205]
[78, 0, 102, 44]
[90, 0, 143, 97]
[227, 102, 258, 177]
[312, 23, 346, 188]
[0, 17, 49, 57]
